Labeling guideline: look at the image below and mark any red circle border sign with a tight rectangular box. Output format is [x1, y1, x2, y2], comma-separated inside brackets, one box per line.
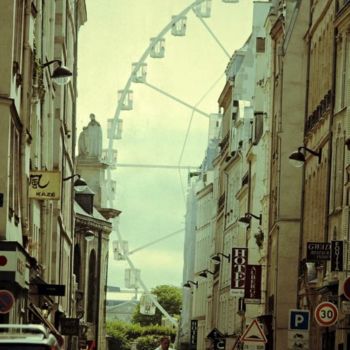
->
[0, 290, 15, 314]
[314, 301, 338, 327]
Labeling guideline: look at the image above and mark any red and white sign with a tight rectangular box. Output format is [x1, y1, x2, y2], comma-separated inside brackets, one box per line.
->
[240, 319, 267, 344]
[0, 290, 15, 314]
[343, 277, 350, 300]
[314, 301, 338, 327]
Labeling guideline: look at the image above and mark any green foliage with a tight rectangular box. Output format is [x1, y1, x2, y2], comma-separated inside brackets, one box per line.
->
[106, 324, 130, 350]
[106, 320, 176, 350]
[132, 285, 182, 326]
[135, 335, 159, 350]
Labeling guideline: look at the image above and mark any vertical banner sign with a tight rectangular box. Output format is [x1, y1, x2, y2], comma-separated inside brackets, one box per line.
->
[231, 248, 248, 294]
[331, 240, 343, 272]
[244, 265, 262, 302]
[190, 320, 198, 348]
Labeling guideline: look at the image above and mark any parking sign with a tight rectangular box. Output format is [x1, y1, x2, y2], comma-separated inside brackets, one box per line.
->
[289, 310, 310, 331]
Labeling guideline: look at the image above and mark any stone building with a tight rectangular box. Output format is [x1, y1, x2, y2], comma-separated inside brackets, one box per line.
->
[0, 0, 109, 349]
[75, 115, 120, 350]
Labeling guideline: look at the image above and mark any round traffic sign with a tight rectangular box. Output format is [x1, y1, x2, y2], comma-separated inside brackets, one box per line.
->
[0, 290, 15, 314]
[314, 301, 338, 327]
[344, 277, 350, 300]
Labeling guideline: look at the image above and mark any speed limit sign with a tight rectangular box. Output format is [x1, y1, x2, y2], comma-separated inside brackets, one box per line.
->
[314, 301, 338, 327]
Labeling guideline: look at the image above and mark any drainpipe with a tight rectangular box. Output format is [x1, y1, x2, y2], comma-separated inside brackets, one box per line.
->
[325, 9, 337, 245]
[20, 0, 33, 241]
[297, 0, 312, 307]
[95, 230, 102, 350]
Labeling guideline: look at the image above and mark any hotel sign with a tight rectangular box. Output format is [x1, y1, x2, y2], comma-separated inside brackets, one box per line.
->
[306, 242, 330, 262]
[231, 248, 248, 294]
[29, 171, 61, 200]
[330, 240, 343, 272]
[244, 265, 262, 303]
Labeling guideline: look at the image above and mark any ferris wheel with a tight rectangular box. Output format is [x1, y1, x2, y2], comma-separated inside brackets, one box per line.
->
[105, 0, 242, 326]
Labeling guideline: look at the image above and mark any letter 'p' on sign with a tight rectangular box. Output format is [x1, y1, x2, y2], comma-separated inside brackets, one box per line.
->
[289, 310, 310, 331]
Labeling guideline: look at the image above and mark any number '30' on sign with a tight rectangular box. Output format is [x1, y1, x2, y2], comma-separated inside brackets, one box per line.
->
[314, 301, 338, 327]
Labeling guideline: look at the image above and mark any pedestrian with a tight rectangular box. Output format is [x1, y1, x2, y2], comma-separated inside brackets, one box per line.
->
[154, 336, 175, 350]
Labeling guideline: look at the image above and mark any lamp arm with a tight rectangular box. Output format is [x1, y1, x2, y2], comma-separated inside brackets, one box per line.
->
[299, 146, 322, 163]
[219, 252, 230, 262]
[42, 59, 62, 68]
[63, 174, 80, 181]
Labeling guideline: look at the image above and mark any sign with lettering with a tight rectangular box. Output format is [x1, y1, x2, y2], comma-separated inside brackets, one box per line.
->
[231, 248, 248, 294]
[330, 240, 343, 272]
[244, 265, 262, 302]
[29, 171, 61, 200]
[60, 318, 80, 336]
[306, 242, 330, 262]
[190, 320, 198, 347]
[37, 284, 65, 296]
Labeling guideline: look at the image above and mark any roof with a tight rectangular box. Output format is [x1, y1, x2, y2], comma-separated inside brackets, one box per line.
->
[74, 201, 109, 221]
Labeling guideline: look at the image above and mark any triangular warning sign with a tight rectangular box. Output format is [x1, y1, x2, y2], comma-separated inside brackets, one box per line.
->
[240, 319, 267, 343]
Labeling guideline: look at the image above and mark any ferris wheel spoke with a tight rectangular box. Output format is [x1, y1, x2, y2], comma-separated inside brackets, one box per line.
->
[144, 81, 210, 118]
[194, 10, 231, 59]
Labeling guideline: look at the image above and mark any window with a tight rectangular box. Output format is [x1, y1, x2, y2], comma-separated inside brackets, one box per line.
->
[253, 112, 264, 145]
[256, 37, 265, 53]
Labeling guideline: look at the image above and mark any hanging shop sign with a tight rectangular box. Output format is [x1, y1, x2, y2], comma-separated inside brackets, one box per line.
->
[29, 171, 61, 200]
[60, 318, 79, 336]
[0, 241, 29, 289]
[231, 247, 248, 295]
[330, 240, 343, 272]
[244, 265, 262, 303]
[190, 320, 198, 348]
[306, 242, 330, 262]
[37, 284, 65, 296]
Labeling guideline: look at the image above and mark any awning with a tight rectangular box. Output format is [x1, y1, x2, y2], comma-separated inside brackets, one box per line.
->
[28, 303, 64, 346]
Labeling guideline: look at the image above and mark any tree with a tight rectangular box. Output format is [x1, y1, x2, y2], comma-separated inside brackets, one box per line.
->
[132, 285, 182, 326]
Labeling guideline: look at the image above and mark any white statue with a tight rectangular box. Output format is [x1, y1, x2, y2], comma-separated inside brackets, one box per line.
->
[78, 113, 102, 159]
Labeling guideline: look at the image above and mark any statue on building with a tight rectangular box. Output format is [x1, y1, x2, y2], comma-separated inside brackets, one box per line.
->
[78, 113, 103, 159]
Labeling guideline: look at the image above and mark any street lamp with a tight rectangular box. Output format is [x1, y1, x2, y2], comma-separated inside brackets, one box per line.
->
[211, 252, 230, 264]
[183, 280, 198, 288]
[289, 146, 322, 167]
[198, 269, 214, 278]
[238, 212, 262, 226]
[42, 59, 72, 85]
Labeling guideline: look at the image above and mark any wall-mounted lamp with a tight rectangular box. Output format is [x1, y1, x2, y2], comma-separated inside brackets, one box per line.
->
[199, 269, 215, 278]
[289, 146, 322, 167]
[63, 174, 87, 187]
[211, 253, 230, 264]
[42, 59, 72, 85]
[183, 280, 198, 288]
[238, 212, 262, 226]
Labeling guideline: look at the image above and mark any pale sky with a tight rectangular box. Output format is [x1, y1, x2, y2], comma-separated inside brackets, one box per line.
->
[77, 0, 253, 292]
